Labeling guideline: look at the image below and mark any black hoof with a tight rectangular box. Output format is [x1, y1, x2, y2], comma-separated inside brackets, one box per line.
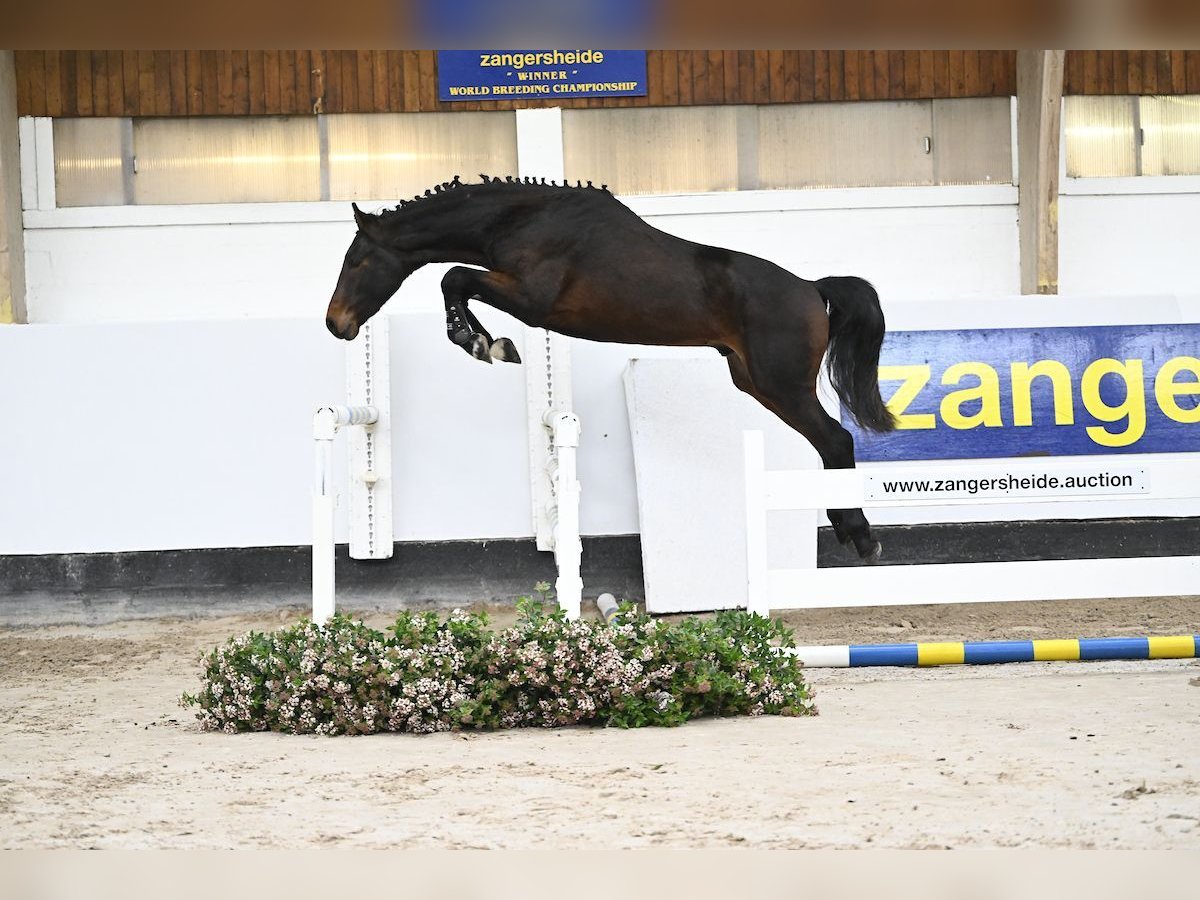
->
[489, 337, 521, 364]
[861, 540, 883, 561]
[469, 334, 493, 363]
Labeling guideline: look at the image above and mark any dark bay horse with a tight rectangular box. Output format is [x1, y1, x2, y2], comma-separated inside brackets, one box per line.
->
[326, 176, 896, 559]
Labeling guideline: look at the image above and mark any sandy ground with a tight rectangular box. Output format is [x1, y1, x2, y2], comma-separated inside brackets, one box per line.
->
[2, 596, 1199, 849]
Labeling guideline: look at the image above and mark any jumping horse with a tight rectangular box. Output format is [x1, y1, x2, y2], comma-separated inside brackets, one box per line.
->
[325, 176, 896, 559]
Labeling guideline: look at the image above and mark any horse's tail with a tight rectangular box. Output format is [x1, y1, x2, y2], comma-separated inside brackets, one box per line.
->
[815, 276, 895, 433]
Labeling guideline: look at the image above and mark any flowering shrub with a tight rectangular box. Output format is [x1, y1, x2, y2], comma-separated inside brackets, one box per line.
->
[181, 597, 816, 735]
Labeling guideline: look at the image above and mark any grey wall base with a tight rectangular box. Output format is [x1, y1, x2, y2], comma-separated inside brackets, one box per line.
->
[2, 518, 1197, 625]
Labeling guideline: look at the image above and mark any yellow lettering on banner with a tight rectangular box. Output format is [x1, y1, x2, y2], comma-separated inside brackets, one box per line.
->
[1011, 360, 1075, 426]
[878, 365, 935, 430]
[1080, 358, 1146, 448]
[1154, 356, 1200, 424]
[940, 362, 1002, 429]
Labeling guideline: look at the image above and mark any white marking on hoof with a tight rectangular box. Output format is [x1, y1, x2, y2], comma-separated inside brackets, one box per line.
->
[489, 337, 521, 363]
[470, 335, 492, 363]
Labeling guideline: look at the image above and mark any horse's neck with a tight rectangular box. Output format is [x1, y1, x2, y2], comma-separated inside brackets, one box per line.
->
[383, 192, 509, 263]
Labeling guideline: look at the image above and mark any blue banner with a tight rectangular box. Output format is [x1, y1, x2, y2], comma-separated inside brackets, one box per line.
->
[438, 50, 647, 101]
[844, 323, 1200, 461]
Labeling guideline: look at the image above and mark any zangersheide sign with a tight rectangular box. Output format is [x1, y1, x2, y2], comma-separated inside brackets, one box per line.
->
[438, 50, 647, 100]
[844, 324, 1200, 461]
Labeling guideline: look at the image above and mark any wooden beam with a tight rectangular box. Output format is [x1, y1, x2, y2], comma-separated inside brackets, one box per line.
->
[1017, 50, 1065, 296]
[0, 51, 27, 323]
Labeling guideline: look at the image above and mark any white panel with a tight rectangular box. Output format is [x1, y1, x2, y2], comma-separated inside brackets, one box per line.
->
[563, 106, 739, 195]
[53, 118, 126, 207]
[624, 359, 819, 614]
[1063, 96, 1137, 178]
[758, 101, 933, 189]
[0, 320, 343, 555]
[34, 117, 55, 210]
[326, 111, 517, 201]
[931, 97, 1013, 185]
[18, 116, 38, 210]
[1140, 95, 1200, 177]
[1059, 192, 1200, 296]
[132, 117, 320, 204]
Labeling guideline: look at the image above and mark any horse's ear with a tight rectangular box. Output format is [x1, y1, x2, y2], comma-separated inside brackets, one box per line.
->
[351, 202, 375, 234]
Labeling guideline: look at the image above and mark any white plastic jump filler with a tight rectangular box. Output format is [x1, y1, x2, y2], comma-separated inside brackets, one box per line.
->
[311, 312, 583, 624]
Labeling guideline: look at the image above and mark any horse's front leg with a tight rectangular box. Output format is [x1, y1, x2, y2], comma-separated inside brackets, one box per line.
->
[441, 268, 525, 364]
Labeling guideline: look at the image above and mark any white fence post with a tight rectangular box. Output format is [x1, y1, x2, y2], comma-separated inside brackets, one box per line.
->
[743, 431, 770, 618]
[347, 319, 393, 561]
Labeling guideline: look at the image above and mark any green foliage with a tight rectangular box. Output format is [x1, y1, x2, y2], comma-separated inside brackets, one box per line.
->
[182, 599, 815, 736]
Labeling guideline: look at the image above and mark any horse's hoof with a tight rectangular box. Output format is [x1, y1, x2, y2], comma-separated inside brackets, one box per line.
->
[862, 541, 883, 561]
[469, 334, 493, 363]
[489, 337, 521, 364]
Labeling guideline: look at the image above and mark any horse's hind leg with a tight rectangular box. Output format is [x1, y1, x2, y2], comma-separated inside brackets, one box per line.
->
[734, 348, 882, 561]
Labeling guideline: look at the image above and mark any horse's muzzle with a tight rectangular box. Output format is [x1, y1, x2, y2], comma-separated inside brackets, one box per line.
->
[325, 312, 359, 341]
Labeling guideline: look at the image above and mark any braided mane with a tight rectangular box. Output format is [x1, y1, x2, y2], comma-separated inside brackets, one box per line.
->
[376, 174, 610, 221]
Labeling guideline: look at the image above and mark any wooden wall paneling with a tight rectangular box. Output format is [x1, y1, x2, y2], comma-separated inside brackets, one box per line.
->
[1170, 50, 1186, 92]
[706, 50, 724, 103]
[401, 51, 419, 112]
[813, 49, 829, 101]
[963, 49, 980, 95]
[184, 51, 201, 115]
[675, 50, 693, 105]
[262, 50, 280, 113]
[247, 52, 265, 115]
[1083, 49, 1099, 94]
[323, 50, 342, 113]
[661, 50, 680, 105]
[829, 50, 844, 100]
[169, 51, 187, 115]
[1141, 50, 1158, 93]
[91, 50, 109, 116]
[875, 49, 891, 99]
[839, 50, 854, 100]
[887, 50, 903, 99]
[1156, 49, 1171, 93]
[646, 50, 664, 105]
[200, 52, 218, 115]
[154, 50, 172, 115]
[1188, 50, 1200, 93]
[386, 50, 404, 112]
[372, 50, 390, 112]
[932, 50, 948, 97]
[417, 51, 437, 112]
[72, 52, 92, 116]
[724, 51, 740, 103]
[857, 50, 873, 100]
[277, 50, 296, 114]
[795, 50, 813, 102]
[753, 49, 771, 103]
[356, 50, 374, 113]
[43, 51, 62, 116]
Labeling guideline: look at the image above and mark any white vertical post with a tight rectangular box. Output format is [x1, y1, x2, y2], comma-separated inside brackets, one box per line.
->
[311, 404, 379, 625]
[517, 107, 571, 553]
[312, 408, 338, 625]
[347, 319, 393, 560]
[32, 117, 55, 211]
[548, 411, 583, 619]
[743, 430, 770, 618]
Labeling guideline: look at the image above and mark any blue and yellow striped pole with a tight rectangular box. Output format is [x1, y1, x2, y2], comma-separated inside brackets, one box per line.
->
[790, 635, 1200, 667]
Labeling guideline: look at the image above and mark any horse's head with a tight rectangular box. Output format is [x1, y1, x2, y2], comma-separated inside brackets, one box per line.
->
[325, 204, 419, 340]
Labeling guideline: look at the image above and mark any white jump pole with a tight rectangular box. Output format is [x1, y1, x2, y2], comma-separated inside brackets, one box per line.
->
[545, 409, 583, 619]
[312, 404, 379, 624]
[311, 318, 393, 625]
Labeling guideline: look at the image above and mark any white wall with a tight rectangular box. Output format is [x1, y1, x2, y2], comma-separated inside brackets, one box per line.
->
[7, 110, 1200, 558]
[1059, 176, 1200, 297]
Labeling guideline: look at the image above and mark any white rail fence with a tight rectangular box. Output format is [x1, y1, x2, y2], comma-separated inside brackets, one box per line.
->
[742, 430, 1200, 615]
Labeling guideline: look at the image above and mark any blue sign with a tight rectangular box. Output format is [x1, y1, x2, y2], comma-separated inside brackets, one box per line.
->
[844, 323, 1200, 461]
[417, 1, 656, 44]
[438, 50, 647, 101]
